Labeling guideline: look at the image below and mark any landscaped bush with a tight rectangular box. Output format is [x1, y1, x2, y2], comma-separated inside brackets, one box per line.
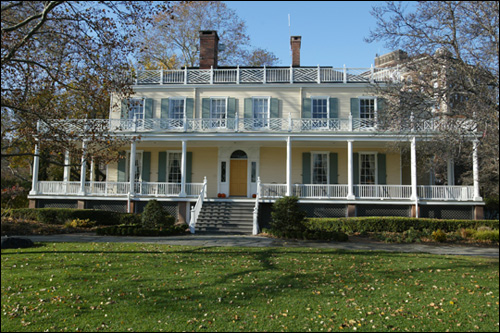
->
[305, 216, 499, 234]
[4, 208, 137, 226]
[270, 196, 306, 233]
[96, 224, 187, 236]
[262, 227, 348, 242]
[431, 229, 447, 242]
[65, 218, 96, 229]
[141, 200, 175, 229]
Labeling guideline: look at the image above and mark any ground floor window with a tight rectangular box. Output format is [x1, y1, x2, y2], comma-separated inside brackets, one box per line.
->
[360, 153, 376, 184]
[167, 152, 181, 183]
[127, 152, 143, 182]
[312, 153, 328, 184]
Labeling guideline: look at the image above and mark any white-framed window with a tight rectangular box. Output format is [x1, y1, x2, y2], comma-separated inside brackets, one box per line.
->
[311, 96, 329, 129]
[312, 152, 329, 184]
[169, 98, 185, 128]
[359, 152, 377, 184]
[126, 151, 143, 182]
[210, 97, 227, 128]
[167, 151, 182, 183]
[128, 99, 145, 120]
[359, 97, 376, 119]
[253, 97, 270, 128]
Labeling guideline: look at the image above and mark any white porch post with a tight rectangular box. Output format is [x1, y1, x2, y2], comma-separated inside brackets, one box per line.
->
[472, 139, 482, 201]
[29, 143, 40, 195]
[410, 137, 419, 217]
[286, 136, 292, 196]
[129, 140, 136, 196]
[79, 141, 87, 195]
[347, 140, 355, 199]
[447, 156, 455, 185]
[410, 137, 418, 200]
[63, 150, 71, 182]
[180, 139, 187, 197]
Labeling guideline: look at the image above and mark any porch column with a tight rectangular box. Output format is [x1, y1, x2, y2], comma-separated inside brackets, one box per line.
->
[447, 156, 455, 185]
[286, 136, 292, 196]
[347, 140, 355, 199]
[29, 143, 40, 195]
[472, 139, 482, 201]
[410, 137, 418, 200]
[63, 150, 71, 182]
[129, 140, 136, 196]
[79, 141, 87, 195]
[180, 140, 187, 197]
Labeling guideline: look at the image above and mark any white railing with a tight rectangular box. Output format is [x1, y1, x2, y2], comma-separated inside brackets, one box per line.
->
[355, 185, 412, 199]
[417, 185, 474, 201]
[260, 183, 287, 198]
[134, 66, 399, 85]
[41, 116, 477, 136]
[293, 184, 349, 199]
[84, 182, 130, 196]
[252, 177, 261, 235]
[189, 177, 207, 233]
[38, 181, 81, 195]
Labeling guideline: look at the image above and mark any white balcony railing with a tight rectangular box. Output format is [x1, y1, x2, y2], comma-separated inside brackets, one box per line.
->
[134, 66, 400, 85]
[40, 115, 476, 136]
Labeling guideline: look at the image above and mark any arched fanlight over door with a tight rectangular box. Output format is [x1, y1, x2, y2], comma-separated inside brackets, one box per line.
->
[230, 150, 248, 159]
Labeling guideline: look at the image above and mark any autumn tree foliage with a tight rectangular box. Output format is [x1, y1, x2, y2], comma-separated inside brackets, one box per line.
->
[366, 1, 499, 198]
[136, 1, 279, 69]
[1, 1, 169, 180]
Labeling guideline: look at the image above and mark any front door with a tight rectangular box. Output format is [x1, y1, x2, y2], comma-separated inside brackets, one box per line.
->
[230, 160, 247, 196]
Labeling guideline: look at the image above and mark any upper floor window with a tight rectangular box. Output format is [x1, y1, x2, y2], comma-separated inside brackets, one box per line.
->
[359, 98, 376, 119]
[253, 97, 270, 128]
[169, 98, 185, 119]
[128, 99, 144, 120]
[210, 97, 227, 128]
[312, 97, 328, 119]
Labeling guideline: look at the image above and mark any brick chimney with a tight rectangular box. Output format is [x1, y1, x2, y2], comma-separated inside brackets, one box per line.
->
[290, 36, 301, 67]
[199, 30, 219, 69]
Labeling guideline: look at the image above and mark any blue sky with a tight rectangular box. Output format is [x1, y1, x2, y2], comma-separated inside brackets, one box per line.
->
[224, 1, 393, 67]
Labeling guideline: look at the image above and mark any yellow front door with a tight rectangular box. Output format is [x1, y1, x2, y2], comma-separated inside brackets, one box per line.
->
[230, 160, 247, 196]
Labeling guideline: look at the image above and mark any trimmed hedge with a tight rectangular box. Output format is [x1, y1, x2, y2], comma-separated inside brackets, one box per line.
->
[306, 217, 499, 234]
[4, 208, 141, 226]
[263, 228, 348, 242]
[96, 224, 188, 237]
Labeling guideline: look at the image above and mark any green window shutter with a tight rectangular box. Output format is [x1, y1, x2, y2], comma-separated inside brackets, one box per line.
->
[329, 153, 338, 184]
[142, 152, 151, 182]
[329, 98, 339, 118]
[186, 152, 192, 183]
[144, 99, 153, 119]
[377, 153, 387, 185]
[376, 97, 385, 113]
[160, 99, 169, 119]
[302, 98, 311, 118]
[244, 98, 253, 129]
[227, 97, 236, 119]
[353, 153, 359, 185]
[202, 98, 210, 119]
[117, 152, 126, 182]
[158, 152, 166, 182]
[270, 98, 279, 118]
[244, 98, 253, 118]
[302, 153, 311, 184]
[121, 99, 128, 119]
[350, 98, 360, 118]
[185, 98, 194, 119]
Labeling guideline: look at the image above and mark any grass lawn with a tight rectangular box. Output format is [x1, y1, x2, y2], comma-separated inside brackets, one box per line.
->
[1, 243, 499, 332]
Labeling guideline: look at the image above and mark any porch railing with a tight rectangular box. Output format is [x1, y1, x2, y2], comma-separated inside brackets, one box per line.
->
[134, 66, 400, 85]
[189, 177, 207, 233]
[41, 116, 476, 136]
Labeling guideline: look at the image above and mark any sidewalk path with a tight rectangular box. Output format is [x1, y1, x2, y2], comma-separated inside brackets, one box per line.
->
[3, 233, 498, 258]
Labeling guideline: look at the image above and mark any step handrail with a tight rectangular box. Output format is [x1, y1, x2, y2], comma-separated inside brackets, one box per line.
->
[252, 177, 261, 235]
[189, 177, 207, 233]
